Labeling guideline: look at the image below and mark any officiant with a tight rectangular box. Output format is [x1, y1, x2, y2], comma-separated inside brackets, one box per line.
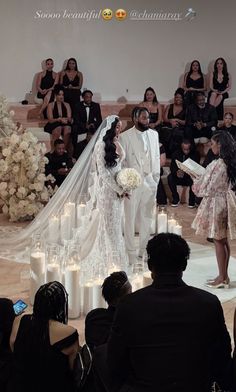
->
[167, 139, 200, 208]
[71, 89, 102, 157]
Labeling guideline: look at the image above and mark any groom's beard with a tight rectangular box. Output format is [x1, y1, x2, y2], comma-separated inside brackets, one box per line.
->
[137, 122, 149, 132]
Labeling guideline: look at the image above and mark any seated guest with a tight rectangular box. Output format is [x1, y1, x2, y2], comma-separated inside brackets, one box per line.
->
[44, 84, 72, 152]
[74, 127, 96, 160]
[35, 58, 58, 105]
[107, 234, 232, 392]
[218, 112, 236, 140]
[0, 298, 15, 392]
[162, 88, 186, 157]
[72, 89, 102, 156]
[185, 92, 217, 144]
[139, 87, 162, 133]
[156, 143, 167, 206]
[167, 139, 199, 208]
[85, 271, 131, 352]
[60, 57, 83, 115]
[181, 60, 206, 106]
[208, 57, 232, 120]
[8, 282, 79, 392]
[45, 139, 73, 187]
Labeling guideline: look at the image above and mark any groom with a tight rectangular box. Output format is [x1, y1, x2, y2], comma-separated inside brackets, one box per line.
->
[119, 107, 160, 264]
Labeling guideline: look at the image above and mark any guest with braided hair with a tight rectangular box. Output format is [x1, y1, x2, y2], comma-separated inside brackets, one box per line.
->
[8, 281, 79, 392]
[85, 271, 131, 351]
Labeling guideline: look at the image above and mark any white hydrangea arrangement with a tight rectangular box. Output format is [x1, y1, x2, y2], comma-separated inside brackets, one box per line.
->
[116, 168, 142, 192]
[0, 95, 56, 221]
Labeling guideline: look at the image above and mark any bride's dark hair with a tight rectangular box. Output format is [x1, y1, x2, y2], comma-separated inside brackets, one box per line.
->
[103, 117, 119, 167]
[212, 131, 236, 191]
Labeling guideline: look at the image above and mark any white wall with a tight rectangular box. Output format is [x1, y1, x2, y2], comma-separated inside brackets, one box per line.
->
[0, 0, 235, 102]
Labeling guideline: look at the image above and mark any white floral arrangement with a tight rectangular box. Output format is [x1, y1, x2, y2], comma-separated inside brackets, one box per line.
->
[0, 95, 18, 137]
[0, 130, 56, 222]
[116, 168, 142, 192]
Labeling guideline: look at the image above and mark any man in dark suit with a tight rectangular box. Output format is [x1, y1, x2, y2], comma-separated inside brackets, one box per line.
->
[107, 233, 232, 392]
[186, 92, 217, 143]
[45, 139, 74, 186]
[72, 89, 102, 156]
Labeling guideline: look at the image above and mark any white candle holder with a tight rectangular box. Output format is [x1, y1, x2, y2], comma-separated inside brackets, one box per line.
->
[46, 244, 61, 283]
[168, 212, 177, 233]
[48, 215, 60, 243]
[64, 244, 81, 319]
[157, 206, 168, 233]
[172, 219, 183, 236]
[30, 234, 46, 305]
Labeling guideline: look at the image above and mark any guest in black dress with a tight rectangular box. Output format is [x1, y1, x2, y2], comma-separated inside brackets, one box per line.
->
[44, 84, 72, 152]
[162, 88, 186, 157]
[208, 57, 232, 120]
[35, 58, 58, 105]
[60, 58, 83, 115]
[0, 298, 15, 392]
[182, 60, 206, 106]
[139, 87, 162, 133]
[218, 112, 236, 140]
[8, 282, 79, 392]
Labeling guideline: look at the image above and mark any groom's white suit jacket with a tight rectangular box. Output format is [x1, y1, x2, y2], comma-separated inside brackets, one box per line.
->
[119, 126, 160, 190]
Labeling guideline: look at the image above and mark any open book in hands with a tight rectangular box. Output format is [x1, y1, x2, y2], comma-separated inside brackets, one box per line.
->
[175, 158, 205, 178]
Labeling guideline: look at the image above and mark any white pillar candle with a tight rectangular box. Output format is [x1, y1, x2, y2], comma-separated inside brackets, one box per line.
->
[173, 224, 182, 236]
[65, 264, 80, 319]
[83, 282, 93, 315]
[92, 279, 106, 309]
[46, 263, 60, 282]
[131, 274, 143, 292]
[64, 202, 76, 228]
[168, 218, 177, 233]
[30, 251, 45, 305]
[157, 212, 168, 233]
[48, 216, 59, 243]
[60, 213, 71, 242]
[77, 203, 86, 227]
[108, 263, 120, 275]
[143, 271, 153, 287]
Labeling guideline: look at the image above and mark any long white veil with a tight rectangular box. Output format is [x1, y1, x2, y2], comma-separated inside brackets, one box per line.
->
[0, 115, 119, 263]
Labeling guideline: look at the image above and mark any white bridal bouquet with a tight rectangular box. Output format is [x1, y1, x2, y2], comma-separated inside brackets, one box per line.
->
[116, 168, 142, 192]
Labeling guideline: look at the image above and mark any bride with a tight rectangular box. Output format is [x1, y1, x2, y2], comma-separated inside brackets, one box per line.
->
[0, 115, 128, 277]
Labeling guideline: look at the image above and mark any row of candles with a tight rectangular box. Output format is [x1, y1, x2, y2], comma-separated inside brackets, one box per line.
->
[30, 235, 154, 318]
[30, 202, 182, 319]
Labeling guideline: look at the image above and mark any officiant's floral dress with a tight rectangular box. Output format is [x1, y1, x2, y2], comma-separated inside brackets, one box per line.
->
[192, 158, 236, 240]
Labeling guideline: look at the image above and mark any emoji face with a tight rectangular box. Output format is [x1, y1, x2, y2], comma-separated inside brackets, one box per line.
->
[115, 9, 127, 20]
[102, 8, 113, 20]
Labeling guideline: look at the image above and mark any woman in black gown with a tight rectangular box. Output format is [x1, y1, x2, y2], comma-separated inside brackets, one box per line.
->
[35, 58, 58, 104]
[182, 60, 206, 106]
[218, 112, 236, 140]
[208, 57, 232, 120]
[139, 87, 162, 133]
[44, 85, 72, 151]
[8, 282, 79, 392]
[60, 58, 83, 115]
[162, 88, 186, 157]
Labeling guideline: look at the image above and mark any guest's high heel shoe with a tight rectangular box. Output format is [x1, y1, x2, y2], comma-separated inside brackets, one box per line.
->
[205, 280, 230, 289]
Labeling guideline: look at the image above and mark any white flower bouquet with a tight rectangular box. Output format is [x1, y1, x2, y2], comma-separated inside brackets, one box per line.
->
[116, 168, 142, 192]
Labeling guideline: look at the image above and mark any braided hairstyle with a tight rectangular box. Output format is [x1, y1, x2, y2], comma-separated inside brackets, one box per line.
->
[102, 271, 131, 305]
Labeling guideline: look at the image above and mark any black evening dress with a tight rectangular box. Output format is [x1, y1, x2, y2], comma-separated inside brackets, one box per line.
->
[185, 74, 204, 106]
[7, 315, 78, 392]
[37, 70, 55, 99]
[208, 74, 229, 120]
[44, 101, 71, 134]
[62, 73, 81, 114]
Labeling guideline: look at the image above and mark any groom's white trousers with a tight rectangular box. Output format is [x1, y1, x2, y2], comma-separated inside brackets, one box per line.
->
[124, 184, 156, 260]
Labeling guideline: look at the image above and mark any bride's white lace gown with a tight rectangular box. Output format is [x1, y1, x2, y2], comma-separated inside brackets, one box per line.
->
[82, 140, 128, 276]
